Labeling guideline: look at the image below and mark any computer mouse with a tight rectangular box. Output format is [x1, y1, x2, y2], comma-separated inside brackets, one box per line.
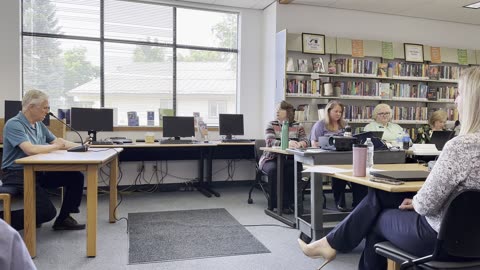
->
[114, 141, 124, 145]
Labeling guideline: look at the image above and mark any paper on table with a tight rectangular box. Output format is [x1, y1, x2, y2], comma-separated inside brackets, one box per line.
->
[303, 165, 352, 174]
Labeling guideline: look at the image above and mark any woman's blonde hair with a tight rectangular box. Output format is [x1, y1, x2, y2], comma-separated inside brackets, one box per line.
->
[429, 110, 447, 127]
[324, 100, 346, 131]
[278, 100, 295, 123]
[22, 89, 48, 110]
[372, 103, 392, 121]
[458, 67, 480, 135]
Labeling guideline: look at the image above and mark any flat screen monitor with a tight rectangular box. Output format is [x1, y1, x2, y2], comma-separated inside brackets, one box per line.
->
[70, 107, 114, 132]
[219, 114, 244, 139]
[162, 116, 195, 139]
[4, 100, 50, 126]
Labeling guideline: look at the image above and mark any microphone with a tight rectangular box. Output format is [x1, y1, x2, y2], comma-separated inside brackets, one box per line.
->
[48, 112, 89, 152]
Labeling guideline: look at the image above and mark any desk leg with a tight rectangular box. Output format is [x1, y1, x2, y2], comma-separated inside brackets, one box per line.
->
[203, 147, 219, 197]
[109, 156, 118, 223]
[264, 154, 295, 227]
[86, 165, 98, 257]
[310, 173, 324, 241]
[24, 165, 36, 258]
[195, 151, 212, 198]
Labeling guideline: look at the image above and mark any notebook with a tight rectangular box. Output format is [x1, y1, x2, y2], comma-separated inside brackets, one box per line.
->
[429, 130, 455, 151]
[369, 170, 430, 181]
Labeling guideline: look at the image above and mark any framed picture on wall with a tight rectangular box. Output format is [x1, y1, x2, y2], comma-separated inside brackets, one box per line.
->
[302, 33, 325, 55]
[404, 43, 424, 63]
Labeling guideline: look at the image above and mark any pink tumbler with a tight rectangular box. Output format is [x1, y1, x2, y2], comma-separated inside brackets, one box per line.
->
[352, 144, 367, 177]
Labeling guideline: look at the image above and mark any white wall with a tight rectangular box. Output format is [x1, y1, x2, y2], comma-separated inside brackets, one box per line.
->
[261, 3, 277, 131]
[0, 0, 22, 117]
[276, 4, 480, 49]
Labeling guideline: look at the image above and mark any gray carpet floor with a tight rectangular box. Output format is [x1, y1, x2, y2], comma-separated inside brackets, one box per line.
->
[27, 185, 362, 270]
[128, 208, 270, 264]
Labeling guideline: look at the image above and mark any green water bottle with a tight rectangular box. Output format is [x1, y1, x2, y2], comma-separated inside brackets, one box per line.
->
[281, 120, 289, 150]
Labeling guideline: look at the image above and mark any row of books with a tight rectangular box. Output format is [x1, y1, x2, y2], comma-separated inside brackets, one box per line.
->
[288, 56, 465, 81]
[287, 80, 457, 101]
[334, 58, 379, 76]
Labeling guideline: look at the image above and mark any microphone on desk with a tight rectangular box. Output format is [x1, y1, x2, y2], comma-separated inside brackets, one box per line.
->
[48, 112, 89, 152]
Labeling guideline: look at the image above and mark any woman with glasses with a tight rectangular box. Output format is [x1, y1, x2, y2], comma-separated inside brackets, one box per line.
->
[364, 103, 404, 143]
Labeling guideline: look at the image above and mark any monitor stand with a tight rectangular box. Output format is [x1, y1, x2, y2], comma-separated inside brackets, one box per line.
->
[174, 136, 181, 140]
[88, 130, 97, 143]
[224, 134, 233, 140]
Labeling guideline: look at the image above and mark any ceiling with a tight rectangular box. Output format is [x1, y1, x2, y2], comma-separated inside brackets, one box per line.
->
[170, 0, 480, 25]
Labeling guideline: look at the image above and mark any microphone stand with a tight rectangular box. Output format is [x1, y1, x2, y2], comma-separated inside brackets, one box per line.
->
[48, 112, 89, 152]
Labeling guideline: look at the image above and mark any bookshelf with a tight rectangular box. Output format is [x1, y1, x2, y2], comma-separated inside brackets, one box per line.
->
[275, 29, 470, 139]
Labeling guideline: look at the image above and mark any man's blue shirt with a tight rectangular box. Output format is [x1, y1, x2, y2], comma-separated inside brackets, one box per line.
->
[2, 112, 56, 170]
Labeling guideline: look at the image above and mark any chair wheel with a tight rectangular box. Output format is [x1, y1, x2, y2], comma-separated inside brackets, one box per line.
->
[247, 198, 253, 204]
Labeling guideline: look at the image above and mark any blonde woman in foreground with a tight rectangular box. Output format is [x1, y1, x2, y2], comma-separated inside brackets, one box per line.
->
[298, 67, 480, 269]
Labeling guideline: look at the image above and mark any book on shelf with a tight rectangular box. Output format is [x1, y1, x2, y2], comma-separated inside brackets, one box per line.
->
[127, 111, 139, 126]
[147, 111, 155, 126]
[297, 59, 308, 72]
[426, 88, 438, 101]
[57, 109, 71, 125]
[158, 108, 174, 128]
[286, 57, 295, 72]
[428, 65, 440, 80]
[377, 63, 388, 77]
[295, 104, 309, 122]
[317, 104, 326, 121]
[379, 83, 391, 99]
[312, 57, 326, 73]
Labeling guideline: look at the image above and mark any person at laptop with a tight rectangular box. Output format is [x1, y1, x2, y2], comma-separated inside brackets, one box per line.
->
[310, 100, 367, 211]
[1, 90, 85, 231]
[259, 101, 309, 214]
[298, 66, 480, 270]
[414, 110, 448, 144]
[364, 103, 404, 143]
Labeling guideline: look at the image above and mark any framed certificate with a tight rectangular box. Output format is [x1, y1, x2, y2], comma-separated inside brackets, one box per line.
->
[404, 43, 424, 63]
[302, 33, 325, 55]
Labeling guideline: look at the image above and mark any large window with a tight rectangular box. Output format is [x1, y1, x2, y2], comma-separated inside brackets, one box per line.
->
[22, 0, 238, 126]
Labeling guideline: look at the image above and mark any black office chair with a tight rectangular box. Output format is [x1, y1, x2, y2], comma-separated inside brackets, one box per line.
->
[247, 140, 270, 207]
[375, 189, 480, 270]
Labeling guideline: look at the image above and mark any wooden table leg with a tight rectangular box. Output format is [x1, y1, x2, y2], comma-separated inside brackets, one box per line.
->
[109, 156, 118, 223]
[24, 165, 36, 258]
[387, 259, 400, 270]
[86, 165, 98, 257]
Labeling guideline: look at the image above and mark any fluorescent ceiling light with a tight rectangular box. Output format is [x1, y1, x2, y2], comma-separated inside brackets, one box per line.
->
[464, 1, 480, 9]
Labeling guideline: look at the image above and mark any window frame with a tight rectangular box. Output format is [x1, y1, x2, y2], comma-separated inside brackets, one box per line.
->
[21, 0, 239, 126]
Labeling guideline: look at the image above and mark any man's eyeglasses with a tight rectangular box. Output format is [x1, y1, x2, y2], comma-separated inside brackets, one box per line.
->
[377, 112, 390, 116]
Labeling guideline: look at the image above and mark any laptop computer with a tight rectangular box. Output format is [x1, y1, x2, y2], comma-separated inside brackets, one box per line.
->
[429, 130, 455, 150]
[370, 131, 384, 139]
[370, 170, 430, 181]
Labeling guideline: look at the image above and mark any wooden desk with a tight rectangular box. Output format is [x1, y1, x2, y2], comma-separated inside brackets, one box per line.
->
[15, 148, 123, 258]
[299, 163, 425, 241]
[288, 149, 406, 240]
[260, 147, 295, 227]
[328, 164, 425, 193]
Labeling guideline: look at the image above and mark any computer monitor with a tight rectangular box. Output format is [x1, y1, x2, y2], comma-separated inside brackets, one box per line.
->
[70, 107, 114, 142]
[4, 100, 50, 126]
[219, 114, 244, 140]
[162, 116, 195, 139]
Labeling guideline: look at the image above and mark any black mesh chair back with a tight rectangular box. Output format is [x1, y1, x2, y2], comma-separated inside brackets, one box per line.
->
[397, 189, 480, 269]
[437, 189, 480, 258]
[254, 139, 266, 164]
[247, 139, 269, 205]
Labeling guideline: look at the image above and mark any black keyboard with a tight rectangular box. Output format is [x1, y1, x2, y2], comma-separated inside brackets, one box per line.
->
[160, 140, 196, 144]
[221, 139, 253, 143]
[111, 139, 132, 144]
[90, 141, 114, 145]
